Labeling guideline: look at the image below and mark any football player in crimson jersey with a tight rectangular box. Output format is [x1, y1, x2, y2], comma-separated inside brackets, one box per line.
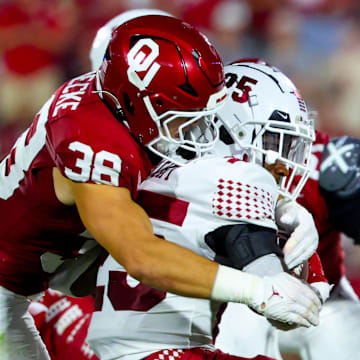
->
[0, 12, 239, 360]
[28, 290, 99, 360]
[85, 59, 325, 360]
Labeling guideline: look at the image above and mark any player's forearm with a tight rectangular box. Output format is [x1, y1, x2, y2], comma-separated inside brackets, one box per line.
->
[120, 232, 219, 298]
[72, 182, 218, 298]
[82, 198, 322, 329]
[94, 208, 218, 298]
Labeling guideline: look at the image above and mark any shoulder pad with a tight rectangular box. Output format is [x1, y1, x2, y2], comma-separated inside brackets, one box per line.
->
[319, 136, 360, 199]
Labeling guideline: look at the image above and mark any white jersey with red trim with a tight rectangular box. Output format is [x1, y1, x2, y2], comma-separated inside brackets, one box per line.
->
[87, 156, 279, 360]
[215, 131, 355, 360]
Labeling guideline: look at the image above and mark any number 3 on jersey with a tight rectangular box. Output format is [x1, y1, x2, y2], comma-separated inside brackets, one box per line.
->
[65, 142, 122, 186]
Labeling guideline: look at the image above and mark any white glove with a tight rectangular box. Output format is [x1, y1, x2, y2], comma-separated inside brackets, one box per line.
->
[276, 198, 319, 269]
[211, 265, 321, 329]
[250, 272, 321, 328]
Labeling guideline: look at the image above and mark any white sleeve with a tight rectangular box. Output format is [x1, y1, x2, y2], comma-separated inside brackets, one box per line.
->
[139, 157, 279, 261]
[176, 157, 279, 230]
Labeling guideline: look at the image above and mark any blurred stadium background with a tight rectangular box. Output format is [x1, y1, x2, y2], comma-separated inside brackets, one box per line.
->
[1, 0, 360, 293]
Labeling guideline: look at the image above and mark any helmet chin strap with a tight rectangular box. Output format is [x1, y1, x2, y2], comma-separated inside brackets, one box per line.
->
[93, 70, 122, 111]
[93, 70, 128, 126]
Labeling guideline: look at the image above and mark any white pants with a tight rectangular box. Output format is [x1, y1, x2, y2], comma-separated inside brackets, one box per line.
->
[0, 286, 50, 360]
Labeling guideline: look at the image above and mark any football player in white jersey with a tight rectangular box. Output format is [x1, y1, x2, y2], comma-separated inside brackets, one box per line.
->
[85, 22, 325, 358]
[215, 66, 360, 360]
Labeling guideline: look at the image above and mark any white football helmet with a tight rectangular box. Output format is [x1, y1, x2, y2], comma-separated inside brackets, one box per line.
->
[215, 60, 315, 200]
[90, 9, 174, 71]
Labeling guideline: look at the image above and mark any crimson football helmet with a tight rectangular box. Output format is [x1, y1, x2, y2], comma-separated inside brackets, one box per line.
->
[215, 60, 315, 200]
[90, 9, 173, 71]
[95, 15, 227, 164]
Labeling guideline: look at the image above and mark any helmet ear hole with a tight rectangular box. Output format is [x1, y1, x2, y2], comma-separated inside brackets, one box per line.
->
[123, 92, 135, 115]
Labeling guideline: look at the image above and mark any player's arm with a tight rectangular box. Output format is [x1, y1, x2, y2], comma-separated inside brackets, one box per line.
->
[54, 168, 321, 328]
[205, 223, 283, 272]
[276, 198, 319, 269]
[65, 176, 218, 299]
[203, 218, 322, 329]
[205, 222, 326, 330]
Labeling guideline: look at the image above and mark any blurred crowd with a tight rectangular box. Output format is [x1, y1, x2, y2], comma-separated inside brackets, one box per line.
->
[1, 0, 360, 153]
[1, 0, 360, 287]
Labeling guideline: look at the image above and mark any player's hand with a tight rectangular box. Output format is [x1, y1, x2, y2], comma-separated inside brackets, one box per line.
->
[249, 272, 321, 329]
[276, 198, 319, 269]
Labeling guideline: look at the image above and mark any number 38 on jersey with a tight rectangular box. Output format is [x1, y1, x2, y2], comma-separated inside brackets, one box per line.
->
[64, 141, 122, 186]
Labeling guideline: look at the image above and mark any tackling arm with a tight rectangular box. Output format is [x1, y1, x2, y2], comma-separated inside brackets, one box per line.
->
[53, 166, 217, 298]
[69, 180, 219, 298]
[205, 222, 322, 329]
[53, 167, 321, 328]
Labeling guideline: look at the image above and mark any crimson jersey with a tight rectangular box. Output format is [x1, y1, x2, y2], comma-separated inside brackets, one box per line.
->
[29, 290, 99, 360]
[297, 130, 345, 287]
[0, 72, 152, 296]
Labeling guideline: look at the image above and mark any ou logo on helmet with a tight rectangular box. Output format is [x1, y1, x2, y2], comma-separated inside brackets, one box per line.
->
[127, 38, 161, 91]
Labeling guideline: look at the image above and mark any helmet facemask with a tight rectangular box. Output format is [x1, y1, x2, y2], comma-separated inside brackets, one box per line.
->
[233, 116, 314, 200]
[146, 102, 221, 165]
